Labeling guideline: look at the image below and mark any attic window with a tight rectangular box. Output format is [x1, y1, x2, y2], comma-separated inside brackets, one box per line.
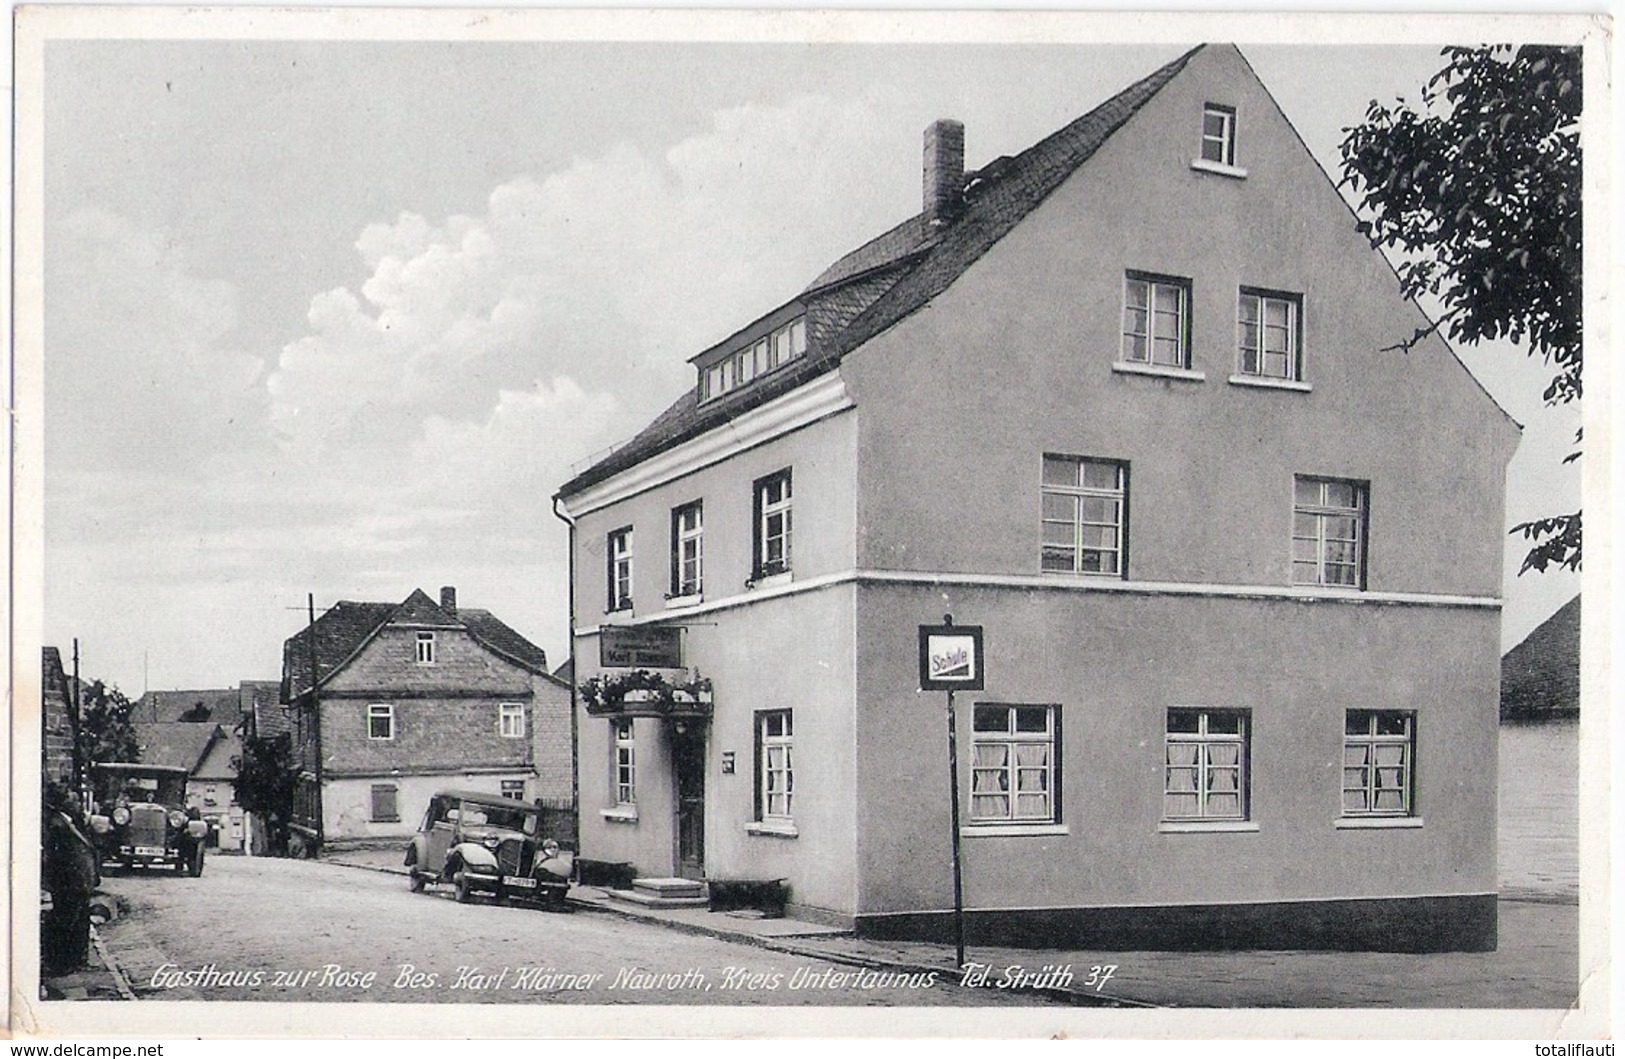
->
[416, 631, 436, 665]
[1193, 104, 1246, 179]
[700, 316, 807, 403]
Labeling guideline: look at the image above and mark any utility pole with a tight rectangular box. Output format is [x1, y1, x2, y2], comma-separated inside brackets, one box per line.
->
[307, 593, 325, 852]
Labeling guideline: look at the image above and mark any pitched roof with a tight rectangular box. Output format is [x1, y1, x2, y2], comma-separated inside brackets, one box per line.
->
[282, 590, 550, 699]
[135, 688, 244, 724]
[135, 722, 225, 773]
[1501, 596, 1581, 721]
[239, 680, 289, 740]
[557, 45, 1199, 498]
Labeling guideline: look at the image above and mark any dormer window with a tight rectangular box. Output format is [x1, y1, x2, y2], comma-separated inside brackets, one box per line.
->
[699, 316, 807, 403]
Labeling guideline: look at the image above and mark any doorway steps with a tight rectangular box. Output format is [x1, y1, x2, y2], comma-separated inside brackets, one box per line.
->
[608, 876, 709, 908]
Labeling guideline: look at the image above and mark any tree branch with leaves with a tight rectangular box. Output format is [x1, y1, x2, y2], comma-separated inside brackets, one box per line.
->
[1339, 44, 1581, 573]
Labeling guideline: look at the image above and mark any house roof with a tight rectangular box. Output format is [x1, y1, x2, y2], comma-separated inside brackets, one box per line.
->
[135, 722, 225, 774]
[282, 590, 550, 700]
[135, 687, 243, 724]
[556, 45, 1199, 499]
[1501, 595, 1581, 721]
[239, 680, 289, 740]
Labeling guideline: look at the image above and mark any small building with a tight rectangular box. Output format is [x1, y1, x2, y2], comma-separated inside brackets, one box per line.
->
[1501, 596, 1581, 722]
[554, 45, 1516, 951]
[283, 586, 568, 850]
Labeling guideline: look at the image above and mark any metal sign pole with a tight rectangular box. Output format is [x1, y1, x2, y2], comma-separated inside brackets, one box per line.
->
[946, 686, 966, 970]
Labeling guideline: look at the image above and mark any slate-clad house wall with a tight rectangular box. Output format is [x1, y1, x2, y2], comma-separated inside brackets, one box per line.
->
[285, 586, 566, 846]
[42, 647, 76, 791]
[555, 44, 1518, 950]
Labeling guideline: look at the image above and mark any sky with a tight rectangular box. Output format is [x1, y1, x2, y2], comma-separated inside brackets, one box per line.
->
[35, 28, 1585, 693]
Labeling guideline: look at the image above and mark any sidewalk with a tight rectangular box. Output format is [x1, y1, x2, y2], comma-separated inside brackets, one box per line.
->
[39, 923, 137, 1002]
[323, 847, 1579, 1008]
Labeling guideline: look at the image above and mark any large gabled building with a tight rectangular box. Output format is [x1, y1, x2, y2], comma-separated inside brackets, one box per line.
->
[554, 45, 1517, 951]
[283, 586, 570, 850]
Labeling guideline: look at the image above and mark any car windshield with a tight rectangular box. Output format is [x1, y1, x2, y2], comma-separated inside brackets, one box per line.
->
[93, 769, 187, 807]
[459, 803, 538, 835]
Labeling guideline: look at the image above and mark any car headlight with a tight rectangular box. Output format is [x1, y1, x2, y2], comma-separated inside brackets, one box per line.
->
[111, 807, 130, 826]
[482, 836, 500, 849]
[541, 839, 560, 856]
[168, 810, 188, 828]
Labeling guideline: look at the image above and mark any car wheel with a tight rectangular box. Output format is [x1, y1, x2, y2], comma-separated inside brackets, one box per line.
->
[454, 871, 472, 904]
[408, 870, 426, 893]
[188, 847, 205, 878]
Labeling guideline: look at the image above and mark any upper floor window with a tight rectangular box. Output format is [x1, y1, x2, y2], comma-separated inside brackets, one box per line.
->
[1164, 708, 1249, 821]
[499, 702, 525, 739]
[1238, 289, 1303, 381]
[368, 703, 395, 741]
[1343, 710, 1415, 817]
[1201, 103, 1236, 166]
[1041, 455, 1126, 577]
[970, 704, 1059, 824]
[753, 469, 793, 579]
[416, 632, 436, 665]
[1122, 273, 1191, 369]
[670, 501, 704, 598]
[606, 527, 633, 612]
[1293, 476, 1367, 589]
[700, 316, 808, 403]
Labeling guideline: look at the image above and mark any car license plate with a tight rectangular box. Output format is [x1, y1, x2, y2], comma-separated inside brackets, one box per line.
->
[135, 846, 165, 857]
[503, 876, 537, 889]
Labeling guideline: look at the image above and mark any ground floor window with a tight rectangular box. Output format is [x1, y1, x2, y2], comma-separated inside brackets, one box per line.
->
[613, 718, 636, 806]
[1343, 710, 1415, 816]
[500, 780, 526, 801]
[1164, 708, 1249, 821]
[370, 783, 398, 822]
[755, 710, 793, 821]
[970, 704, 1059, 823]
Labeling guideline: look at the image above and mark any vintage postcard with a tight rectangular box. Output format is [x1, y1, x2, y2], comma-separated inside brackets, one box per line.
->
[9, 5, 1610, 1041]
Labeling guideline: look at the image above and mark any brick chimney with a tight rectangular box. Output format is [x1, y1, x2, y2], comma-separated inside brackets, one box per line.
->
[923, 119, 965, 227]
[440, 586, 457, 617]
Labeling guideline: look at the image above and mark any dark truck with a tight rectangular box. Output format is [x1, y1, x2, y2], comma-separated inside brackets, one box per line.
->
[86, 762, 208, 876]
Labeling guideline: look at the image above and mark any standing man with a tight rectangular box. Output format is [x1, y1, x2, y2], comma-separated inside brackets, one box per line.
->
[41, 780, 99, 977]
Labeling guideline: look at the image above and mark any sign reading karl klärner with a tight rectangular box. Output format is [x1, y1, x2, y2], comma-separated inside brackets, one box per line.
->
[918, 623, 985, 692]
[600, 625, 683, 669]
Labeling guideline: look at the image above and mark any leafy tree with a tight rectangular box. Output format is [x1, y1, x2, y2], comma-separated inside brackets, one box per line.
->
[232, 734, 296, 855]
[1339, 44, 1581, 573]
[77, 680, 138, 767]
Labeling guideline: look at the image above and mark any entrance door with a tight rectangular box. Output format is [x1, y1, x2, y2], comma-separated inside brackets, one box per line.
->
[673, 725, 706, 880]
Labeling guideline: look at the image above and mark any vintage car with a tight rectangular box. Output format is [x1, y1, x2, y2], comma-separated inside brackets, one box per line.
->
[404, 790, 574, 907]
[86, 762, 208, 876]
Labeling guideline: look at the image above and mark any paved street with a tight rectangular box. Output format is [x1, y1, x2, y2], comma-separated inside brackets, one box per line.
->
[93, 855, 1053, 1006]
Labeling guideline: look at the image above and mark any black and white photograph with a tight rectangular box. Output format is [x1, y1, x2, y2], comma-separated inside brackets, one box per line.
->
[12, 7, 1607, 1040]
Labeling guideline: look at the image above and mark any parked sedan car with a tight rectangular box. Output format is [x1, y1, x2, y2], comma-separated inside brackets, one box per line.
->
[85, 763, 208, 877]
[404, 790, 574, 907]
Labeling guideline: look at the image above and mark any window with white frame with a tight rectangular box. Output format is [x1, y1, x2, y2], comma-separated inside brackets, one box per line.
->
[753, 470, 793, 579]
[670, 501, 704, 597]
[1164, 708, 1249, 821]
[368, 703, 395, 741]
[755, 710, 793, 821]
[700, 316, 808, 402]
[1238, 289, 1303, 380]
[612, 718, 636, 806]
[1293, 476, 1367, 588]
[1122, 273, 1191, 369]
[416, 631, 436, 665]
[1041, 455, 1127, 576]
[607, 527, 633, 611]
[970, 704, 1059, 824]
[500, 779, 525, 801]
[371, 783, 399, 822]
[1343, 710, 1415, 816]
[1201, 103, 1236, 165]
[499, 702, 525, 739]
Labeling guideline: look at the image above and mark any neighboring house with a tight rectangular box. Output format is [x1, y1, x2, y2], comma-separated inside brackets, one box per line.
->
[236, 680, 293, 856]
[1501, 596, 1581, 722]
[283, 586, 566, 849]
[135, 687, 243, 724]
[133, 721, 245, 850]
[554, 45, 1517, 951]
[42, 647, 76, 791]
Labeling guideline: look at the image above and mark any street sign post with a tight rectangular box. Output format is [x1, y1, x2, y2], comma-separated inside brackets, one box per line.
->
[919, 616, 983, 970]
